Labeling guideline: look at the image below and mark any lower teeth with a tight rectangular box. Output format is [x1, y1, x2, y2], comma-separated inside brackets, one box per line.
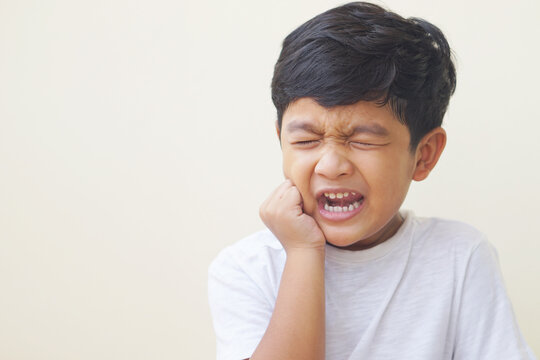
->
[324, 201, 361, 213]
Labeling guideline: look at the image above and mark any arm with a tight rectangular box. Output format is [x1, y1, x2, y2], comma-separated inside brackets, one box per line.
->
[251, 180, 326, 360]
[250, 247, 325, 360]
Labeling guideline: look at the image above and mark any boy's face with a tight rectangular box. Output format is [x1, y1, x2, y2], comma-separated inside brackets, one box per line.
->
[279, 97, 418, 250]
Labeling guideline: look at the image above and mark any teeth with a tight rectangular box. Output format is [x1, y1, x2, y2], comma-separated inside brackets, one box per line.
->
[322, 192, 364, 213]
[324, 192, 357, 198]
[324, 200, 362, 213]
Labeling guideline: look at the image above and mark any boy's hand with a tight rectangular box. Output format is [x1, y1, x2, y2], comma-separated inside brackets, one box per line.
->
[259, 180, 326, 252]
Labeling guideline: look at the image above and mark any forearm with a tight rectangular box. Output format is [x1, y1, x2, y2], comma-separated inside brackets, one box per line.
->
[251, 248, 325, 360]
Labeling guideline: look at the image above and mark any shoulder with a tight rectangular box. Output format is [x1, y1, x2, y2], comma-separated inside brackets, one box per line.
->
[208, 230, 283, 359]
[208, 229, 285, 310]
[209, 229, 285, 278]
[405, 215, 533, 358]
[405, 213, 498, 273]
[411, 214, 488, 253]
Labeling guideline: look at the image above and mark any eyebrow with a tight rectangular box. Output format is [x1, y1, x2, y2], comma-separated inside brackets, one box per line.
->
[286, 121, 389, 137]
[349, 124, 390, 137]
[286, 121, 324, 135]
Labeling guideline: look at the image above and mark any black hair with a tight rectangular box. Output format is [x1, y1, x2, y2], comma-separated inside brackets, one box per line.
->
[271, 1, 456, 149]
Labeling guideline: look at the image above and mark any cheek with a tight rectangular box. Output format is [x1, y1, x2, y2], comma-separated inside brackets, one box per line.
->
[361, 152, 413, 194]
[282, 146, 311, 174]
[282, 151, 317, 196]
[289, 156, 315, 185]
[281, 146, 293, 179]
[282, 151, 300, 181]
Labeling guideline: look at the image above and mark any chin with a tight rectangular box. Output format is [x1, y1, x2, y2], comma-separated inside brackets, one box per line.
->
[325, 239, 358, 249]
[320, 226, 365, 248]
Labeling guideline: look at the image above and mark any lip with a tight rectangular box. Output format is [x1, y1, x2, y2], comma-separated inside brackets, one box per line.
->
[316, 187, 365, 222]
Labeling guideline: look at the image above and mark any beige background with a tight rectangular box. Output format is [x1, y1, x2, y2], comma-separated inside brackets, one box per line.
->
[0, 0, 538, 358]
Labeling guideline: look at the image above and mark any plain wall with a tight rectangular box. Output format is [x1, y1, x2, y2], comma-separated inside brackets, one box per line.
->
[0, 0, 538, 358]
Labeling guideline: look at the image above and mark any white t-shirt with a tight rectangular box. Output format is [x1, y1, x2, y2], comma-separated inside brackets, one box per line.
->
[208, 211, 536, 360]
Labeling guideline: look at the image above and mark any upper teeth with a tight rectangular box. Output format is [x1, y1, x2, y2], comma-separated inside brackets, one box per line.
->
[324, 192, 354, 199]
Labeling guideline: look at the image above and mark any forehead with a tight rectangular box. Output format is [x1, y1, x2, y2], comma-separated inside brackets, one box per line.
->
[282, 98, 402, 135]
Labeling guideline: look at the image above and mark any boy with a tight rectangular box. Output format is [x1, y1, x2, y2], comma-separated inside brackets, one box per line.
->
[208, 2, 536, 359]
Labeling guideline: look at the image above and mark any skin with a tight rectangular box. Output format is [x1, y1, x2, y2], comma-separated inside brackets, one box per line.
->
[253, 97, 446, 359]
[277, 97, 445, 249]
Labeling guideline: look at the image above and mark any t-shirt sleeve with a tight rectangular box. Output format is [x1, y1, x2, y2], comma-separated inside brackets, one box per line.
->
[208, 248, 274, 360]
[453, 239, 537, 360]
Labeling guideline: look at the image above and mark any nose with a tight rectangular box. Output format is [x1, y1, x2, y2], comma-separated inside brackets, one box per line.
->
[314, 146, 354, 179]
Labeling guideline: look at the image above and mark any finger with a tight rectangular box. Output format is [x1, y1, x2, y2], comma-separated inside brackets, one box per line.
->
[267, 180, 293, 205]
[281, 185, 303, 208]
[261, 180, 293, 210]
[275, 179, 294, 200]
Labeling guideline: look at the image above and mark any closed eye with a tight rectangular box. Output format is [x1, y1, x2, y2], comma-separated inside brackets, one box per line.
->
[350, 141, 388, 149]
[292, 140, 320, 146]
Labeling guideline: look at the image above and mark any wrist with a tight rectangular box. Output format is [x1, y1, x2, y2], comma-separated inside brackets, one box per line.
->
[285, 245, 326, 260]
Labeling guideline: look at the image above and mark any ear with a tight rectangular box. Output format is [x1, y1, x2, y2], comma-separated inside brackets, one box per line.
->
[412, 127, 447, 181]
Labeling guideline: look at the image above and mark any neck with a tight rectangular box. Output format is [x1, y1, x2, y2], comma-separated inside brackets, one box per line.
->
[329, 212, 404, 251]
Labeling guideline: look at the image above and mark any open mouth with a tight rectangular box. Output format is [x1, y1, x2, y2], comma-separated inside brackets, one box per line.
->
[318, 191, 365, 213]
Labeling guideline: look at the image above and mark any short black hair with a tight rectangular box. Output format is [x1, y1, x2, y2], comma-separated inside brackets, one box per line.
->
[271, 2, 456, 149]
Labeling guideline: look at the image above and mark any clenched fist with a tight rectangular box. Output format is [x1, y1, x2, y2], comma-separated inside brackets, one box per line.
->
[259, 180, 326, 253]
